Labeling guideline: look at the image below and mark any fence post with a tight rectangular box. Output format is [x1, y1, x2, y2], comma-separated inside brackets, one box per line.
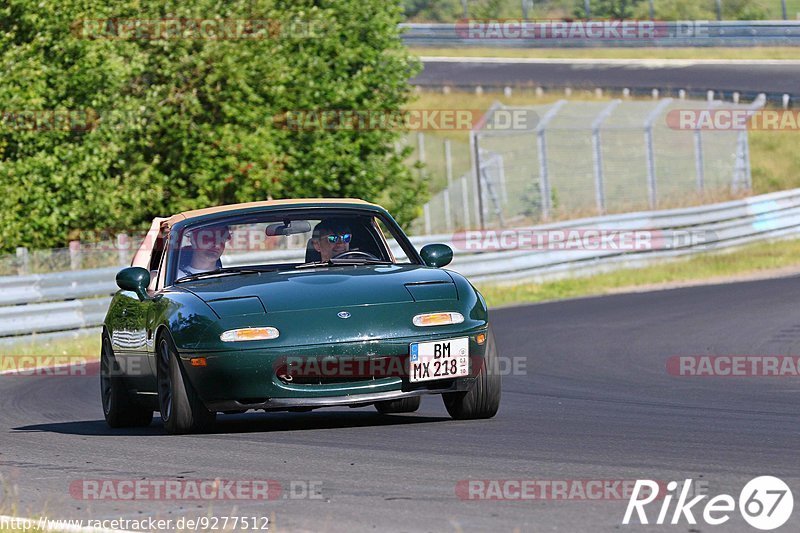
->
[416, 132, 426, 180]
[732, 94, 765, 191]
[535, 100, 567, 220]
[469, 102, 503, 230]
[590, 100, 621, 215]
[16, 247, 29, 276]
[643, 98, 674, 209]
[442, 139, 454, 232]
[69, 240, 82, 270]
[423, 203, 431, 235]
[470, 131, 485, 229]
[782, 0, 788, 20]
[117, 233, 130, 266]
[715, 0, 722, 20]
[444, 139, 453, 188]
[584, 0, 591, 18]
[694, 130, 705, 192]
[497, 155, 508, 204]
[461, 176, 470, 229]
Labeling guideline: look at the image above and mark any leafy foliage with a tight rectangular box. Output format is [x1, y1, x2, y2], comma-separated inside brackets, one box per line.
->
[0, 0, 423, 252]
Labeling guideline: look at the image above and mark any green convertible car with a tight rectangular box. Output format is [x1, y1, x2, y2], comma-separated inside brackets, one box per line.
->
[102, 199, 500, 433]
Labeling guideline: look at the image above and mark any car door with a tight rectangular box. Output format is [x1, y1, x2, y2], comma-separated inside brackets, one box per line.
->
[111, 231, 167, 394]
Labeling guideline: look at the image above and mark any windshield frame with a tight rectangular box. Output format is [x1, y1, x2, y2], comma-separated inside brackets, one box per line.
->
[165, 206, 423, 286]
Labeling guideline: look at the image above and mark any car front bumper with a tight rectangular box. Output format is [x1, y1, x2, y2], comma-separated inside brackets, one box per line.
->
[178, 331, 487, 412]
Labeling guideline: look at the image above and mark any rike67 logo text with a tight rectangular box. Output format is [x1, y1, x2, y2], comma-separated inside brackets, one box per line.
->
[623, 477, 793, 530]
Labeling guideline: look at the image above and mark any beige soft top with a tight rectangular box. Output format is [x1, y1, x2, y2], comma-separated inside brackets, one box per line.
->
[163, 198, 378, 228]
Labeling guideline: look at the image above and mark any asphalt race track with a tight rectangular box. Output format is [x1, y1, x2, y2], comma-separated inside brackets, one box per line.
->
[2, 276, 800, 531]
[416, 57, 800, 99]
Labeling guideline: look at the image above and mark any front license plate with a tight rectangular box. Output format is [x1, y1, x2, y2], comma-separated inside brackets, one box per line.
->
[409, 337, 469, 383]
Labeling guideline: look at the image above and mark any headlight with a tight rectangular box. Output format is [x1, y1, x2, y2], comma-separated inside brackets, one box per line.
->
[220, 327, 280, 342]
[412, 312, 464, 327]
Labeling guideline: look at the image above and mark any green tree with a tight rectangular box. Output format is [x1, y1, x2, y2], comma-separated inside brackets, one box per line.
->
[0, 0, 423, 252]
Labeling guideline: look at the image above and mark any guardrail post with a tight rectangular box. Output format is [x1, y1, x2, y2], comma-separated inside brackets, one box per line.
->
[16, 247, 29, 275]
[69, 240, 82, 270]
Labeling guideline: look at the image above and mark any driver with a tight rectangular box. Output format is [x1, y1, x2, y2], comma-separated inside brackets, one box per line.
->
[312, 219, 352, 262]
[176, 224, 231, 279]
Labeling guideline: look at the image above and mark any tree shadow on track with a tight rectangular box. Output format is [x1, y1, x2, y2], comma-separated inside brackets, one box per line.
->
[12, 410, 452, 436]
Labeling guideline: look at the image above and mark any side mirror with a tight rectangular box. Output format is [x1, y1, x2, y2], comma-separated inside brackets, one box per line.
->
[420, 243, 453, 268]
[116, 267, 151, 301]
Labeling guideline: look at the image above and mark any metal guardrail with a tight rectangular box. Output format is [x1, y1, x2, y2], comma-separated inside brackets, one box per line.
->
[401, 21, 800, 47]
[3, 187, 800, 340]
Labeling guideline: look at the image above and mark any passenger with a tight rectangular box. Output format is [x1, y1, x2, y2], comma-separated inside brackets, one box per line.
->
[312, 219, 352, 262]
[176, 224, 231, 279]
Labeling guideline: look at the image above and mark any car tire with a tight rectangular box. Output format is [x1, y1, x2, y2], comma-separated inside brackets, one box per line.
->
[443, 328, 501, 420]
[157, 335, 215, 434]
[374, 396, 421, 414]
[101, 333, 153, 428]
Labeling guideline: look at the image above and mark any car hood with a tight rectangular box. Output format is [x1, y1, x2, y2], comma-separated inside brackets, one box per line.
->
[179, 264, 457, 313]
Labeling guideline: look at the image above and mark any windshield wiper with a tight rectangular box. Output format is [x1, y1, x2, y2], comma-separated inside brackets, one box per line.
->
[329, 258, 392, 265]
[294, 260, 333, 270]
[294, 259, 392, 269]
[175, 267, 263, 283]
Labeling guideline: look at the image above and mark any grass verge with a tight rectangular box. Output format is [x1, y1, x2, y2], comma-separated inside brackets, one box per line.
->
[476, 237, 800, 308]
[0, 332, 99, 359]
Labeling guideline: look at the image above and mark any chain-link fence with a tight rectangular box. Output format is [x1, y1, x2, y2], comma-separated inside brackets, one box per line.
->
[413, 96, 763, 234]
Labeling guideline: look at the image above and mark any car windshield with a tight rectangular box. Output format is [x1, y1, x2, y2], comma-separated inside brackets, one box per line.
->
[172, 210, 417, 282]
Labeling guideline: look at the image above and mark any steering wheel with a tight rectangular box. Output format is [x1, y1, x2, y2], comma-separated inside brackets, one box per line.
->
[331, 250, 381, 261]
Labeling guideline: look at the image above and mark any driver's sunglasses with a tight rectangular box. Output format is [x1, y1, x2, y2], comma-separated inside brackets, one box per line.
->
[325, 233, 352, 244]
